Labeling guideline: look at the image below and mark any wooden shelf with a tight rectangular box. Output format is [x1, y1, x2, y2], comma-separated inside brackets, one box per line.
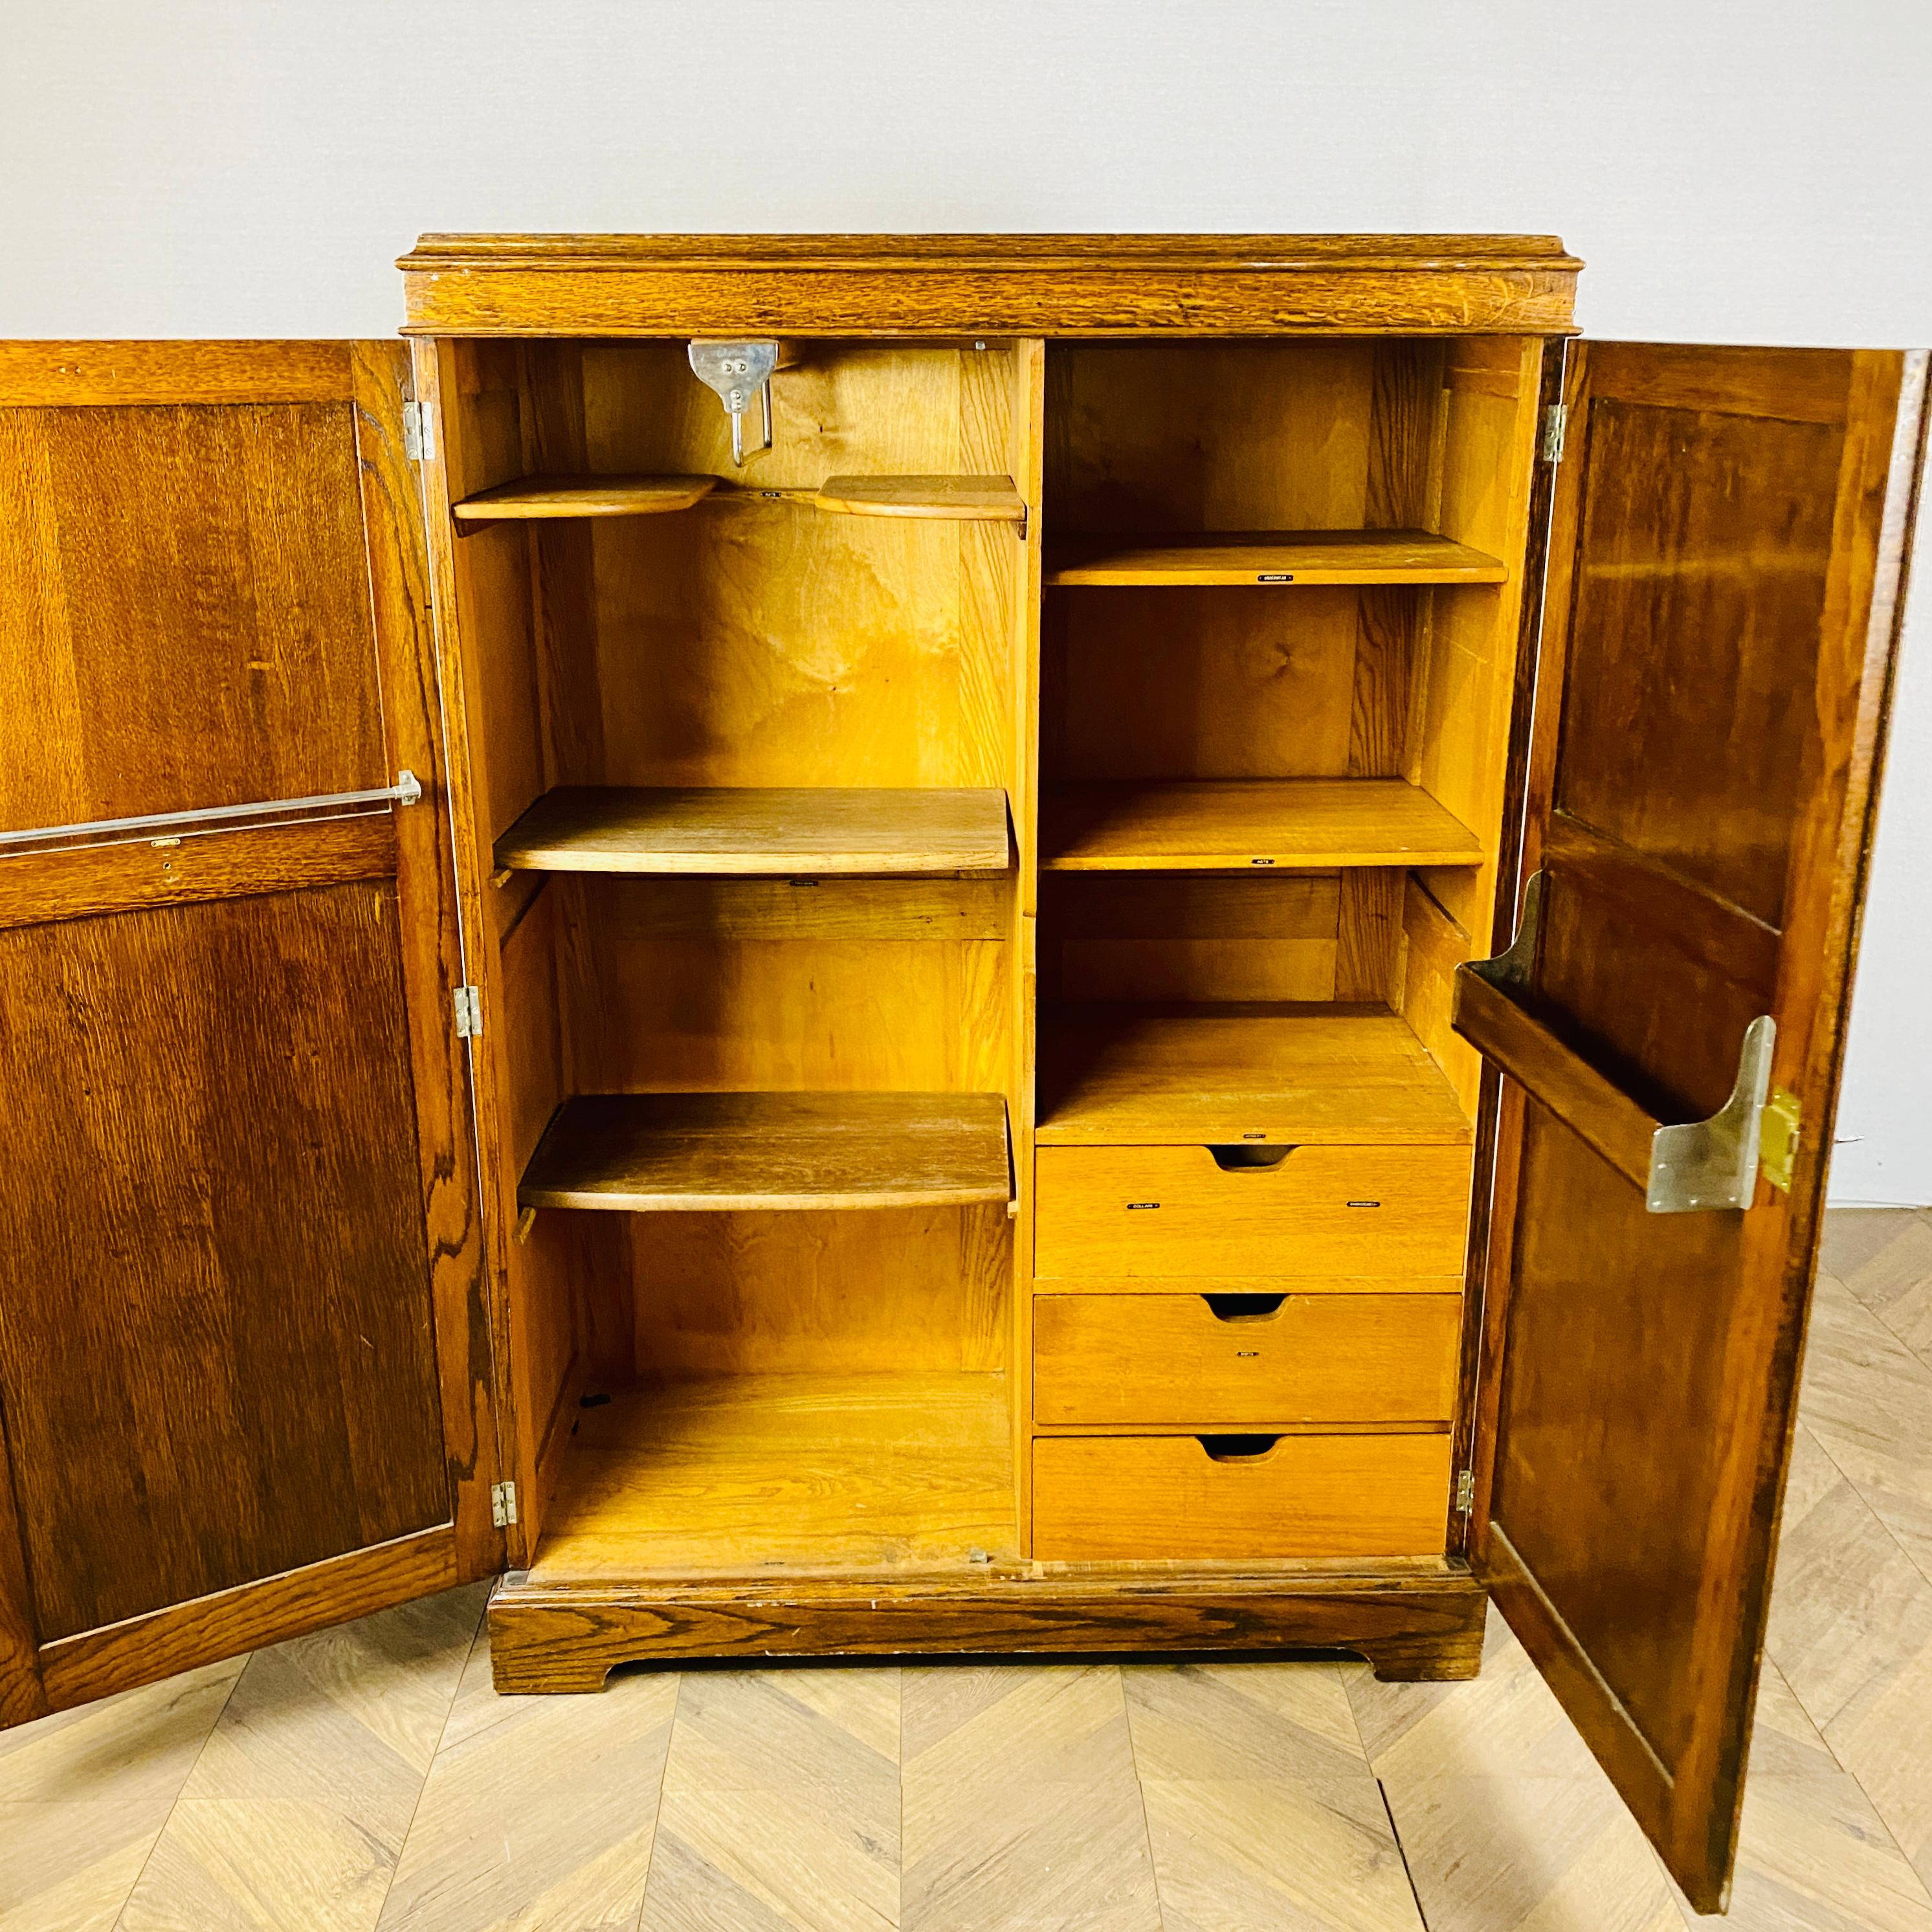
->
[494, 786, 1011, 876]
[1037, 1003, 1474, 1145]
[1041, 779, 1483, 871]
[527, 1373, 1017, 1580]
[812, 474, 1027, 522]
[452, 473, 717, 520]
[453, 472, 1026, 526]
[518, 1091, 1013, 1212]
[1045, 529, 1507, 586]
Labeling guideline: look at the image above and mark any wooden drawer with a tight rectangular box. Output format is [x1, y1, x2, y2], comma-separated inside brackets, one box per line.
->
[1033, 1293, 1461, 1425]
[1034, 1144, 1470, 1280]
[1034, 1432, 1451, 1560]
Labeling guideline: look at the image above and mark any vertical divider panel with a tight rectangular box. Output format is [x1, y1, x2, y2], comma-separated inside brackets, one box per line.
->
[1010, 341, 1047, 1553]
[1337, 342, 1449, 1006]
[520, 343, 637, 1399]
[1406, 338, 1547, 1111]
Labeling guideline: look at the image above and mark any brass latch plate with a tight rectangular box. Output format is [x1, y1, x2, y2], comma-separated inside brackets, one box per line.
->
[1760, 1087, 1801, 1193]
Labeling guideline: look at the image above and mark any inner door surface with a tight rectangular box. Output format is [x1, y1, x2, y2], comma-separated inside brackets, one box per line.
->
[0, 341, 496, 1726]
[1457, 341, 1925, 1910]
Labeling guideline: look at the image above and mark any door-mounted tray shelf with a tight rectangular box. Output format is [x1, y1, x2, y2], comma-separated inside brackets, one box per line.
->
[1450, 874, 1786, 1214]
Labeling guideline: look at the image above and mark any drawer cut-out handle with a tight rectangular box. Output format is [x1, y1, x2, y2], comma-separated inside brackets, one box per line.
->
[1206, 1144, 1294, 1171]
[1199, 1433, 1280, 1461]
[1202, 1293, 1287, 1322]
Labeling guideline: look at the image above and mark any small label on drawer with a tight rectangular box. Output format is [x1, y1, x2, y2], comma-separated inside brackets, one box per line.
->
[1126, 1201, 1161, 1210]
[1346, 1199, 1382, 1208]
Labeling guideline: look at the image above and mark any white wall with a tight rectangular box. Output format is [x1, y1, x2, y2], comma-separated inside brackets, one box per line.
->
[4, 0, 1928, 1198]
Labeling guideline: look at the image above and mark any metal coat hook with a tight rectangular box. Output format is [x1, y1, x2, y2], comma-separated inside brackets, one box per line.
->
[688, 340, 781, 466]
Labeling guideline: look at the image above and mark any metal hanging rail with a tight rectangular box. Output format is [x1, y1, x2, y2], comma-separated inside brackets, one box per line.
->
[0, 770, 424, 854]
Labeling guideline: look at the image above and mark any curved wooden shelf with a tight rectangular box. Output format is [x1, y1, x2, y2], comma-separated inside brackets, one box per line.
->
[812, 474, 1027, 523]
[1041, 779, 1483, 871]
[1045, 528, 1507, 586]
[494, 785, 1011, 877]
[518, 1091, 1014, 1212]
[454, 472, 1027, 527]
[452, 473, 717, 521]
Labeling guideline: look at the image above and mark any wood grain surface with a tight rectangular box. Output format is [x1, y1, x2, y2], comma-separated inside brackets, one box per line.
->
[38, 1526, 458, 1713]
[0, 340, 489, 1727]
[398, 233, 1581, 337]
[1036, 1003, 1475, 1145]
[528, 1375, 1016, 1579]
[0, 397, 386, 832]
[452, 471, 717, 518]
[1466, 343, 1926, 1910]
[813, 473, 1027, 520]
[1041, 778, 1482, 870]
[1034, 1142, 1472, 1280]
[0, 338, 355, 405]
[1046, 528, 1505, 585]
[352, 340, 500, 1581]
[1033, 1433, 1453, 1561]
[1033, 1292, 1463, 1425]
[0, 811, 395, 931]
[1043, 872, 1343, 1005]
[1450, 964, 1660, 1191]
[487, 1560, 1489, 1688]
[518, 1090, 1013, 1212]
[0, 886, 449, 1641]
[495, 784, 1012, 876]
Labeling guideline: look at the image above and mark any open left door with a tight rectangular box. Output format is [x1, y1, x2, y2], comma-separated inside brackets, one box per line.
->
[0, 342, 499, 1725]
[1454, 341, 1925, 1911]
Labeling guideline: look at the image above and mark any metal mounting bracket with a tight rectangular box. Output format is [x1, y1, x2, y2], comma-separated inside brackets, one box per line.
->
[1647, 1014, 1777, 1214]
[1472, 870, 1544, 996]
[688, 339, 781, 466]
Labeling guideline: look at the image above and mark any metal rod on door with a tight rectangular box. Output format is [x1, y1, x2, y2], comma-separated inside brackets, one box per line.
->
[0, 770, 424, 854]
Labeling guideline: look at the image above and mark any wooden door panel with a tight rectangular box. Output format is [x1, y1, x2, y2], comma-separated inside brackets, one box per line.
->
[0, 392, 387, 832]
[0, 885, 445, 1640]
[1490, 1103, 1742, 1771]
[1550, 394, 1843, 927]
[1458, 342, 1926, 1911]
[0, 342, 495, 1724]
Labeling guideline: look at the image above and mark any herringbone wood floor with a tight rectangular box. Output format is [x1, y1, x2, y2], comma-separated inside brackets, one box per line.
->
[5, 1210, 1932, 1930]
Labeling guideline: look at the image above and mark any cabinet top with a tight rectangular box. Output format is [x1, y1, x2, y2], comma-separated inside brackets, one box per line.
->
[396, 232, 1581, 339]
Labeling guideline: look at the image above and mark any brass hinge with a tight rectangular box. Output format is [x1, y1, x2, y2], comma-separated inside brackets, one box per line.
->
[1455, 1469, 1475, 1515]
[491, 1480, 518, 1528]
[1760, 1087, 1801, 1193]
[452, 985, 482, 1038]
[401, 397, 436, 463]
[1540, 402, 1568, 463]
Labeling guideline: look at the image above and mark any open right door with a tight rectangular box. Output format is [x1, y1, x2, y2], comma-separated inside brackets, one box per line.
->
[1453, 341, 1926, 1911]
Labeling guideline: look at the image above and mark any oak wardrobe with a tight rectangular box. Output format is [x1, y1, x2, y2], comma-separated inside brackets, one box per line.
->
[0, 236, 1920, 1913]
